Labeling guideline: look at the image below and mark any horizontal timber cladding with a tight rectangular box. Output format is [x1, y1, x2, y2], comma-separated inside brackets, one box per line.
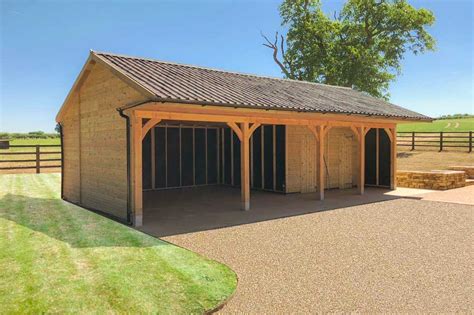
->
[365, 128, 391, 187]
[285, 126, 357, 193]
[221, 125, 286, 193]
[144, 124, 220, 190]
[73, 62, 145, 220]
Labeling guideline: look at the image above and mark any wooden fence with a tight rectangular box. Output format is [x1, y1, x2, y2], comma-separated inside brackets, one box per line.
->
[397, 131, 473, 152]
[0, 144, 62, 173]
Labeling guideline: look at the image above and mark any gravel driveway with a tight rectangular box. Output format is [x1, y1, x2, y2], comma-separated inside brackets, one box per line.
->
[164, 198, 473, 313]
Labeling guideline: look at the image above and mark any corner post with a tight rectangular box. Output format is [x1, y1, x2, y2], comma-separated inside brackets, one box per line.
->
[131, 112, 143, 226]
[241, 122, 250, 210]
[390, 128, 397, 190]
[358, 127, 366, 195]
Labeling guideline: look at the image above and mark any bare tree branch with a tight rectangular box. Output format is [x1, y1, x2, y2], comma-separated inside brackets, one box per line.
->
[261, 31, 291, 78]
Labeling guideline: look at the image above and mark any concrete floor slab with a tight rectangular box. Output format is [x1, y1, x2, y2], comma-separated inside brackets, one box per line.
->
[140, 186, 426, 237]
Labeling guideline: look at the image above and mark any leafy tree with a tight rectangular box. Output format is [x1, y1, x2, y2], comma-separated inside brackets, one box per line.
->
[262, 0, 435, 99]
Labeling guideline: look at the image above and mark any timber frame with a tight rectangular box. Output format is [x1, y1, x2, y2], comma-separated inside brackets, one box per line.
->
[55, 51, 430, 228]
[125, 102, 398, 227]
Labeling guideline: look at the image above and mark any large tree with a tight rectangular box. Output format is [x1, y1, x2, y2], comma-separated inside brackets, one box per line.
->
[263, 0, 435, 99]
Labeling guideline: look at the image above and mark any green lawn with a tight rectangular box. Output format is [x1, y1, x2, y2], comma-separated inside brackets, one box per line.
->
[398, 117, 474, 132]
[9, 138, 61, 145]
[0, 173, 237, 314]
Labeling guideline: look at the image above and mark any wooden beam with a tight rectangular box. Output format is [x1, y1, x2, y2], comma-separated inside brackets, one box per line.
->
[131, 114, 143, 226]
[384, 127, 394, 143]
[241, 122, 251, 210]
[357, 127, 366, 195]
[350, 126, 360, 142]
[141, 118, 162, 140]
[307, 125, 320, 142]
[247, 123, 261, 139]
[363, 127, 371, 137]
[133, 102, 411, 125]
[133, 109, 396, 129]
[227, 122, 243, 141]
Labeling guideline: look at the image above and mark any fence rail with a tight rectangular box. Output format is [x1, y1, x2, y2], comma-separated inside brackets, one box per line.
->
[397, 131, 473, 152]
[0, 145, 62, 172]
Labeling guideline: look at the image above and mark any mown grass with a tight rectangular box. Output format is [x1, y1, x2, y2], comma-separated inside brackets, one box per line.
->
[397, 150, 474, 171]
[0, 173, 237, 314]
[9, 138, 61, 146]
[398, 118, 474, 132]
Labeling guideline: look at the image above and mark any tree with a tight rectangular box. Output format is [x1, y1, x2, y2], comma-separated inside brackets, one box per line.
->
[262, 0, 435, 99]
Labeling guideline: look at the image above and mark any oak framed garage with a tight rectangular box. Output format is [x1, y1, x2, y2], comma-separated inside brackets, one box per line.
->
[56, 51, 430, 226]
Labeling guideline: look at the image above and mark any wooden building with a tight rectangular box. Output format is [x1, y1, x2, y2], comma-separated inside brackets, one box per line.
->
[56, 51, 430, 226]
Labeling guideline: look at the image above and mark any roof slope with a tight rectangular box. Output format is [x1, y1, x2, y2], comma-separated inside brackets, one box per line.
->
[93, 51, 429, 120]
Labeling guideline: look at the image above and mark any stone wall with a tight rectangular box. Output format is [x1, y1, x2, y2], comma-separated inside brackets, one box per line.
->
[448, 166, 474, 179]
[396, 170, 466, 190]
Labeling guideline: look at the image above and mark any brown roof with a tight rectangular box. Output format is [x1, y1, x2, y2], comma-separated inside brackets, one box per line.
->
[92, 51, 430, 120]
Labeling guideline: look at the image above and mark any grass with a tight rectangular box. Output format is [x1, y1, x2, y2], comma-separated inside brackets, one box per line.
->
[397, 117, 474, 132]
[0, 173, 237, 314]
[1, 138, 61, 174]
[9, 138, 61, 146]
[397, 149, 474, 171]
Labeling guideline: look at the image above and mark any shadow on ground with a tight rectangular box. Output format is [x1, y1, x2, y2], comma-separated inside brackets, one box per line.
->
[0, 193, 166, 248]
[141, 186, 424, 237]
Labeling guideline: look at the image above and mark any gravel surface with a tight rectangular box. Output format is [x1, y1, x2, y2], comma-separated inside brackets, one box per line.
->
[164, 198, 473, 313]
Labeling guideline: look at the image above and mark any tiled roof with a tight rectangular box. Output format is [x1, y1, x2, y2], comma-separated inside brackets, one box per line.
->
[93, 51, 430, 120]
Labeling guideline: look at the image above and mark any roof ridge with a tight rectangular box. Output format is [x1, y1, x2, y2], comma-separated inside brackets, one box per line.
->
[91, 50, 353, 91]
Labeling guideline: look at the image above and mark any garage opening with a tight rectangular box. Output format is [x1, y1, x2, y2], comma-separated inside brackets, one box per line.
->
[365, 128, 391, 187]
[142, 122, 286, 211]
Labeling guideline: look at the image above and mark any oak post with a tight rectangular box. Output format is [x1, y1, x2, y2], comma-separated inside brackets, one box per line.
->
[358, 127, 365, 195]
[241, 122, 250, 210]
[317, 125, 326, 200]
[131, 113, 143, 226]
[390, 128, 397, 190]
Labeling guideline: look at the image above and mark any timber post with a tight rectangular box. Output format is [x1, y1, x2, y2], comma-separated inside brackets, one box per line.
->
[357, 127, 366, 195]
[390, 128, 397, 189]
[240, 122, 250, 210]
[317, 125, 327, 200]
[131, 113, 143, 226]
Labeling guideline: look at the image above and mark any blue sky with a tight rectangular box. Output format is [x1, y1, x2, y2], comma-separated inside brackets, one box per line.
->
[1, 0, 472, 132]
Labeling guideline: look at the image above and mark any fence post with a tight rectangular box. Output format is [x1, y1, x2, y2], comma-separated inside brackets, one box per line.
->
[469, 131, 473, 153]
[439, 132, 443, 152]
[411, 132, 415, 151]
[35, 145, 40, 174]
